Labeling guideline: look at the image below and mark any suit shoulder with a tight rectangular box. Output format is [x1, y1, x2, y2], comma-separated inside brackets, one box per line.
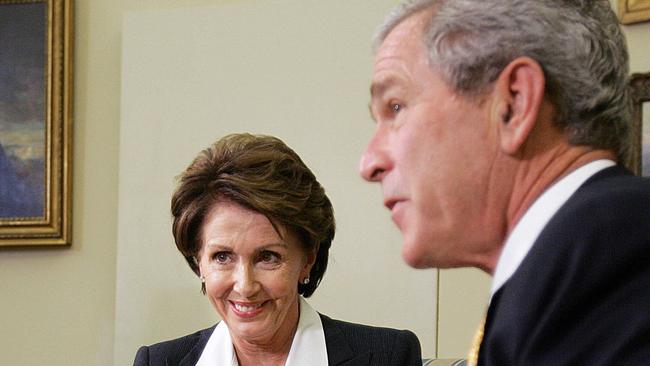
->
[527, 168, 650, 275]
[320, 314, 421, 363]
[147, 326, 212, 352]
[549, 171, 650, 244]
[321, 314, 416, 339]
[134, 325, 215, 365]
[571, 170, 650, 213]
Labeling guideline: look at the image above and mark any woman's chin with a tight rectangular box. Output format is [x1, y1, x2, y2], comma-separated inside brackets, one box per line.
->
[228, 321, 270, 342]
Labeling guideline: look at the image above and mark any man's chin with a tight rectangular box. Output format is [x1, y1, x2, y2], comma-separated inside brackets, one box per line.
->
[401, 241, 433, 269]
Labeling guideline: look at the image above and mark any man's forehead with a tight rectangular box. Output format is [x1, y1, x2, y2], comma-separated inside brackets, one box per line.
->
[371, 43, 432, 99]
[372, 9, 434, 78]
[378, 7, 435, 51]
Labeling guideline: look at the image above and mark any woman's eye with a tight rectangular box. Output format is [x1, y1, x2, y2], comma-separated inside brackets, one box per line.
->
[212, 252, 232, 263]
[259, 251, 280, 264]
[390, 102, 402, 113]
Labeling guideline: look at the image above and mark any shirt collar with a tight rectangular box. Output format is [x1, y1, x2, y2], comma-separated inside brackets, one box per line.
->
[196, 297, 328, 366]
[195, 318, 236, 366]
[285, 297, 328, 365]
[490, 159, 615, 297]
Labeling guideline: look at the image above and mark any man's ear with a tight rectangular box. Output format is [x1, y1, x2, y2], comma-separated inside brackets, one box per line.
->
[490, 57, 546, 156]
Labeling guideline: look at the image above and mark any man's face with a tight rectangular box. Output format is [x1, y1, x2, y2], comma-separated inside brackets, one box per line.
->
[360, 10, 503, 269]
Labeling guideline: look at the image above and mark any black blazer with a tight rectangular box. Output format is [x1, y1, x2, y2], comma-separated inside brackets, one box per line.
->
[479, 166, 650, 365]
[133, 314, 422, 366]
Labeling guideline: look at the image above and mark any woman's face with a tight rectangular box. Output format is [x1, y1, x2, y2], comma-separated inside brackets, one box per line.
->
[198, 201, 314, 345]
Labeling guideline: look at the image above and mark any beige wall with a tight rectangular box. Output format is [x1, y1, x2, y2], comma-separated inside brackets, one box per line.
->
[0, 1, 648, 365]
[626, 23, 650, 72]
[114, 1, 439, 365]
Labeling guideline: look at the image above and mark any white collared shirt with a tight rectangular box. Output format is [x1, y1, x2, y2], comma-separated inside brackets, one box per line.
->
[195, 297, 328, 366]
[490, 159, 616, 298]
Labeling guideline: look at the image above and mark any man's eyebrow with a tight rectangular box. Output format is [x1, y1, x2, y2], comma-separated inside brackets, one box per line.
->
[370, 74, 406, 102]
[370, 79, 387, 99]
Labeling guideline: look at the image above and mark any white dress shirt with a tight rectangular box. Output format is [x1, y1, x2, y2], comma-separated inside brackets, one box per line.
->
[195, 297, 328, 366]
[491, 159, 616, 297]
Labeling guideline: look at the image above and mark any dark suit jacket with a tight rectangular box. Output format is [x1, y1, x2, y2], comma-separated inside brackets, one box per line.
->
[479, 166, 650, 365]
[133, 314, 422, 366]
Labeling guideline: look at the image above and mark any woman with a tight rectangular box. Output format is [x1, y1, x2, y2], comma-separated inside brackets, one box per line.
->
[133, 133, 421, 366]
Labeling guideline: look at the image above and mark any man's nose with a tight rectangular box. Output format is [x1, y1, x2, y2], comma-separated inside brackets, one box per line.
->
[359, 129, 390, 182]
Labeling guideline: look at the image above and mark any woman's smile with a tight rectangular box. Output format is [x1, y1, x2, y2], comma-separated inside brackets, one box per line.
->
[228, 300, 268, 319]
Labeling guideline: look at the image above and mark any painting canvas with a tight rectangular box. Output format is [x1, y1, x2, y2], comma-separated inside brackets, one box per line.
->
[0, 2, 47, 219]
[0, 0, 73, 246]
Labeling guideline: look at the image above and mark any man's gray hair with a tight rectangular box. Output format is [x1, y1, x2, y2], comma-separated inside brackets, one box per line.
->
[374, 0, 630, 159]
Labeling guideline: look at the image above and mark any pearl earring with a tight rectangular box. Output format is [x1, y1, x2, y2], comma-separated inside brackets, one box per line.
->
[302, 277, 310, 285]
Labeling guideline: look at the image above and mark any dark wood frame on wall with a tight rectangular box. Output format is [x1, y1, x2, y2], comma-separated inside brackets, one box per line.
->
[0, 0, 73, 246]
[626, 72, 650, 176]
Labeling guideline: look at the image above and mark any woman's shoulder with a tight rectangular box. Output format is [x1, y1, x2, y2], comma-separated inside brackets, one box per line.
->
[319, 313, 421, 364]
[320, 313, 416, 338]
[133, 325, 216, 366]
[146, 325, 215, 352]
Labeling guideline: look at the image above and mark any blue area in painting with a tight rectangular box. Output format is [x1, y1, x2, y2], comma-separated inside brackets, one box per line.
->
[0, 2, 46, 218]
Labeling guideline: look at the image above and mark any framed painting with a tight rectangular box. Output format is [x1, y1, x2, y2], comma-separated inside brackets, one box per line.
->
[618, 0, 650, 24]
[626, 72, 650, 177]
[0, 0, 73, 246]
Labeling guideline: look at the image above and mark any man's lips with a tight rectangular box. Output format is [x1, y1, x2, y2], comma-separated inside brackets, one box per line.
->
[384, 198, 407, 227]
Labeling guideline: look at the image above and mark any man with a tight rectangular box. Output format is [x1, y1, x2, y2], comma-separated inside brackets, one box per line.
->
[360, 0, 650, 365]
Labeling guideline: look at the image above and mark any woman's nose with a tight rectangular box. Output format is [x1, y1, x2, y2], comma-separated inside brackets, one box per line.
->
[232, 264, 260, 298]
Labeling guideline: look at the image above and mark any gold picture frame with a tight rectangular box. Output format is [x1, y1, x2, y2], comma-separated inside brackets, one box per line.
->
[0, 0, 73, 246]
[618, 0, 650, 24]
[626, 72, 650, 176]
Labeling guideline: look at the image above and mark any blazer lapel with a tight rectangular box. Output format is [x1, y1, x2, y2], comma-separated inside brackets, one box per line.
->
[178, 325, 215, 366]
[320, 314, 371, 366]
[334, 353, 371, 366]
[177, 345, 202, 366]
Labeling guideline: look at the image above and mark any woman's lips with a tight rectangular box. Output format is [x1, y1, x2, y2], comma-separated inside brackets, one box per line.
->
[229, 300, 267, 318]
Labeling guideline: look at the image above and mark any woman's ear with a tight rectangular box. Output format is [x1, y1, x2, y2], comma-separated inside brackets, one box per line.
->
[491, 57, 546, 156]
[192, 255, 205, 281]
[195, 256, 207, 294]
[303, 245, 319, 275]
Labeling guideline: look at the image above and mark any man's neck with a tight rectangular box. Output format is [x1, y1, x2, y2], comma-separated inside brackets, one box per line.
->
[506, 147, 615, 243]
